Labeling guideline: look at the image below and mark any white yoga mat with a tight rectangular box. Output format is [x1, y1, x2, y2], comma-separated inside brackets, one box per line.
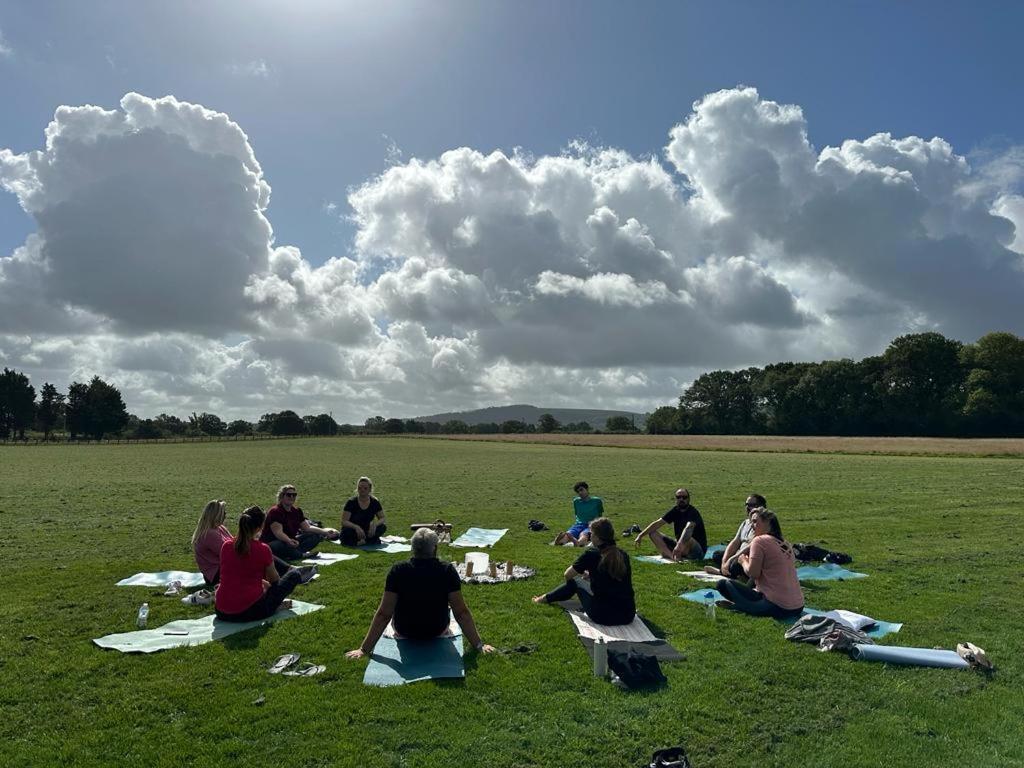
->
[383, 613, 461, 639]
[566, 609, 656, 643]
[450, 528, 508, 547]
[677, 570, 721, 583]
[301, 552, 359, 565]
[116, 571, 206, 588]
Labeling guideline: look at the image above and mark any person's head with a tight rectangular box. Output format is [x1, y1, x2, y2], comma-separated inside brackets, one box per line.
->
[234, 505, 266, 555]
[573, 481, 590, 499]
[191, 499, 227, 546]
[410, 527, 439, 559]
[277, 484, 298, 507]
[745, 493, 766, 516]
[355, 476, 373, 497]
[589, 517, 627, 580]
[749, 507, 783, 541]
[674, 488, 691, 507]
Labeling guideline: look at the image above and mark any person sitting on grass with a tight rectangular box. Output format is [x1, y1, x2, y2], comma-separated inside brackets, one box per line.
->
[339, 476, 388, 546]
[634, 487, 708, 562]
[554, 481, 604, 547]
[704, 493, 766, 578]
[259, 484, 338, 560]
[215, 507, 305, 623]
[345, 528, 495, 658]
[193, 500, 316, 587]
[534, 517, 636, 625]
[715, 508, 803, 619]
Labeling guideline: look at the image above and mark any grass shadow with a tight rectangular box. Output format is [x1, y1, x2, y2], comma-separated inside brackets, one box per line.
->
[220, 624, 272, 651]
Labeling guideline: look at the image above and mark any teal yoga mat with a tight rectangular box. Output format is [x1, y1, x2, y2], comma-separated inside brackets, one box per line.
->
[357, 541, 412, 554]
[363, 636, 465, 686]
[851, 644, 969, 669]
[796, 563, 867, 581]
[116, 571, 206, 588]
[681, 588, 723, 604]
[450, 528, 508, 547]
[93, 600, 324, 653]
[704, 544, 725, 560]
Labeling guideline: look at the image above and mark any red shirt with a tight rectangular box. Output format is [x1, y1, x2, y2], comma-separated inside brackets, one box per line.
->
[260, 504, 305, 542]
[215, 539, 272, 614]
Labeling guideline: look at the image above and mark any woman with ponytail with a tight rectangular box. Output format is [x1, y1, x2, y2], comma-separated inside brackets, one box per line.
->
[214, 506, 305, 622]
[532, 517, 636, 625]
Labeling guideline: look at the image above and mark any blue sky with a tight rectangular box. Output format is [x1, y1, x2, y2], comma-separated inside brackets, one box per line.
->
[1, 1, 1023, 421]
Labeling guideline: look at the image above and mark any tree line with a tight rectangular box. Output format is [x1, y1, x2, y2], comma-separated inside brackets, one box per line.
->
[644, 331, 1024, 437]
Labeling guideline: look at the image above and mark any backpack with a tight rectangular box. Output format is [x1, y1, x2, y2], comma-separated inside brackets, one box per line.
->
[794, 542, 852, 565]
[607, 648, 667, 689]
[648, 746, 692, 768]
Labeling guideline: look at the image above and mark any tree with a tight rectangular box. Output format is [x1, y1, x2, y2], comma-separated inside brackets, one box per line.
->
[384, 417, 405, 434]
[155, 413, 186, 435]
[404, 419, 425, 434]
[364, 416, 386, 432]
[36, 382, 65, 439]
[605, 415, 635, 432]
[442, 419, 470, 434]
[269, 410, 306, 436]
[65, 382, 89, 439]
[66, 377, 128, 439]
[132, 418, 163, 439]
[645, 406, 680, 435]
[422, 421, 442, 434]
[960, 332, 1024, 436]
[191, 412, 226, 436]
[881, 332, 964, 435]
[227, 419, 255, 436]
[0, 368, 36, 439]
[305, 413, 338, 436]
[500, 419, 527, 434]
[537, 413, 560, 433]
[473, 422, 499, 434]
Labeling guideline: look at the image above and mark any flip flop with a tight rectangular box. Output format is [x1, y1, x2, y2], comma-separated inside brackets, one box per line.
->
[283, 663, 326, 677]
[268, 653, 301, 674]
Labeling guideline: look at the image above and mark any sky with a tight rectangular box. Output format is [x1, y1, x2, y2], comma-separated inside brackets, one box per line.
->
[1, 0, 1023, 423]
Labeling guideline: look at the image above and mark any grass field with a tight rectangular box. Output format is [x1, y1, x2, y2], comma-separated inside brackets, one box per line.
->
[2, 437, 1022, 768]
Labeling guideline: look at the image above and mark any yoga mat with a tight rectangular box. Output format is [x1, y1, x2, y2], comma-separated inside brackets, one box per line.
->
[380, 535, 409, 543]
[681, 588, 723, 604]
[383, 612, 461, 639]
[796, 563, 868, 581]
[450, 528, 508, 547]
[357, 541, 412, 554]
[558, 601, 684, 661]
[116, 571, 206, 588]
[851, 644, 969, 669]
[301, 552, 359, 565]
[363, 635, 465, 686]
[634, 555, 677, 565]
[579, 637, 685, 662]
[799, 608, 902, 639]
[677, 570, 721, 582]
[92, 600, 324, 653]
[704, 544, 726, 560]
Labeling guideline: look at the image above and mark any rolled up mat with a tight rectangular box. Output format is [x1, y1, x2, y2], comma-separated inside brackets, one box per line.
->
[850, 644, 970, 669]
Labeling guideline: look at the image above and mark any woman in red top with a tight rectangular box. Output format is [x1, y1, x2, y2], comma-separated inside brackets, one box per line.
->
[715, 508, 804, 619]
[215, 506, 304, 622]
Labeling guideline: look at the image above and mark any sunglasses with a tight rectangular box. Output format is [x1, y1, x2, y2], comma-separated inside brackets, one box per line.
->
[283, 492, 297, 498]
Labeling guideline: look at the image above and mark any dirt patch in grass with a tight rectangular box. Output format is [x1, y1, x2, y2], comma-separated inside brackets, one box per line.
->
[409, 433, 1024, 457]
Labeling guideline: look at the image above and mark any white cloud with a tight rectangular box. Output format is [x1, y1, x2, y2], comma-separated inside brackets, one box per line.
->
[2, 88, 1023, 421]
[0, 26, 12, 57]
[229, 59, 271, 78]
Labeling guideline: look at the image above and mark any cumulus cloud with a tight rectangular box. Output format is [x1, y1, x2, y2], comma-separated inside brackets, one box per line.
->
[2, 87, 1023, 421]
[0, 26, 12, 57]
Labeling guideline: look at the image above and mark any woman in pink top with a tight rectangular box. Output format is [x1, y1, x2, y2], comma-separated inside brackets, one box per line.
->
[715, 508, 803, 618]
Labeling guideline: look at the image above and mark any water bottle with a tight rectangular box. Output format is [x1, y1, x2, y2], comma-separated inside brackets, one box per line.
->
[137, 602, 149, 629]
[593, 637, 608, 677]
[704, 592, 716, 621]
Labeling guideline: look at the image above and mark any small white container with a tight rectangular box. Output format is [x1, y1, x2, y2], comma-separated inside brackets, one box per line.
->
[137, 602, 149, 629]
[593, 637, 608, 677]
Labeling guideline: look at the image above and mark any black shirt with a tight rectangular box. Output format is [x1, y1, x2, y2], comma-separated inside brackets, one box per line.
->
[343, 496, 383, 532]
[662, 504, 708, 550]
[385, 558, 461, 640]
[572, 546, 636, 623]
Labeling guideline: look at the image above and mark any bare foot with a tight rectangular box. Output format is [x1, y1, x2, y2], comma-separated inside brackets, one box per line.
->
[276, 600, 293, 613]
[703, 566, 721, 575]
[531, 595, 547, 604]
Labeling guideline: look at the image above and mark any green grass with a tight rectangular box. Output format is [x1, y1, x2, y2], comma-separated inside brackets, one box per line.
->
[1, 437, 1022, 767]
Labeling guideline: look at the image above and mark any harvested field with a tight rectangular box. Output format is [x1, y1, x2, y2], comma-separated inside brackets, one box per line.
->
[410, 432, 1024, 457]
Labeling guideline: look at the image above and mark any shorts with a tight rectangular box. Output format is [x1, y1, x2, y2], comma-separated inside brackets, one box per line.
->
[662, 537, 705, 561]
[568, 521, 591, 539]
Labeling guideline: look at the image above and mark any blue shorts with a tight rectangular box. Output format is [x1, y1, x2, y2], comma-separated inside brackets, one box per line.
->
[568, 521, 591, 538]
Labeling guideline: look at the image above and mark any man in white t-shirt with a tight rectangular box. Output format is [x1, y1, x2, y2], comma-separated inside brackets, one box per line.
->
[705, 493, 766, 578]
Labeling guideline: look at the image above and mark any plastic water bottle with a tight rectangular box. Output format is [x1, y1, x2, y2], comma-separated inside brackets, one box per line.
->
[704, 592, 716, 621]
[593, 637, 608, 677]
[137, 602, 149, 629]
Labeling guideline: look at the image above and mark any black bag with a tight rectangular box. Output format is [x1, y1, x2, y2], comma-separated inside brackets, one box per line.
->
[607, 649, 667, 689]
[528, 519, 548, 532]
[649, 746, 692, 768]
[794, 542, 852, 565]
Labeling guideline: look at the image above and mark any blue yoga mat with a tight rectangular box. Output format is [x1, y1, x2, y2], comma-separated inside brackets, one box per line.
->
[851, 644, 969, 669]
[796, 563, 867, 581]
[450, 528, 508, 547]
[704, 544, 726, 560]
[681, 588, 723, 604]
[363, 635, 465, 686]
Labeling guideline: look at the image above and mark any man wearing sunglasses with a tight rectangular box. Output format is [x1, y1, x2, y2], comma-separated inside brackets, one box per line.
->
[260, 484, 338, 560]
[634, 488, 708, 562]
[705, 493, 766, 578]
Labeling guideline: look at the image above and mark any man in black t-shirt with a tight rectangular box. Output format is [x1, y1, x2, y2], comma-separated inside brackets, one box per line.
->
[345, 528, 495, 659]
[635, 488, 708, 561]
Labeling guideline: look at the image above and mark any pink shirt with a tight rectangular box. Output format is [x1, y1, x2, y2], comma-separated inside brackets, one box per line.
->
[194, 525, 232, 583]
[745, 535, 804, 610]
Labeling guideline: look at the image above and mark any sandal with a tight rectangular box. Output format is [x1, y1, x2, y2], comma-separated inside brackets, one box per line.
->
[269, 653, 301, 674]
[283, 663, 326, 677]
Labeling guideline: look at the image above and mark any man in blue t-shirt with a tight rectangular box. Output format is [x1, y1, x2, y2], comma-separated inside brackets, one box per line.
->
[554, 481, 605, 547]
[635, 488, 708, 561]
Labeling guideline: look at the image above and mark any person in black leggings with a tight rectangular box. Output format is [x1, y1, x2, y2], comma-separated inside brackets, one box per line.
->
[532, 517, 636, 625]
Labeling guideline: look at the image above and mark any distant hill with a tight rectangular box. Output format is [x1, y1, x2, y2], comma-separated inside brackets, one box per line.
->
[413, 404, 645, 430]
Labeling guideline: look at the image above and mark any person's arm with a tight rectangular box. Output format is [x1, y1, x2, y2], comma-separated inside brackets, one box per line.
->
[340, 507, 366, 540]
[270, 521, 298, 546]
[300, 519, 338, 537]
[634, 517, 665, 545]
[741, 537, 765, 580]
[671, 521, 696, 558]
[263, 561, 280, 585]
[368, 500, 386, 536]
[449, 592, 495, 653]
[346, 592, 397, 659]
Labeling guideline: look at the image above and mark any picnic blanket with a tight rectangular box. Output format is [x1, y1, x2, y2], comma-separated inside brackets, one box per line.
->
[679, 590, 901, 638]
[450, 528, 508, 547]
[301, 552, 359, 565]
[851, 644, 969, 668]
[796, 563, 868, 581]
[92, 600, 324, 653]
[558, 601, 684, 661]
[364, 635, 465, 686]
[116, 571, 206, 588]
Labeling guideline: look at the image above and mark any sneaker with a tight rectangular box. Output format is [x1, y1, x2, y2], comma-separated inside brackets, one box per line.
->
[163, 579, 183, 596]
[181, 589, 214, 606]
